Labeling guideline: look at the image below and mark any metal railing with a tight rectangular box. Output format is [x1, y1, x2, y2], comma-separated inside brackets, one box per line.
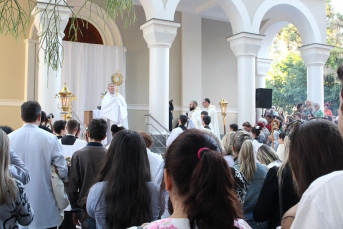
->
[144, 114, 170, 154]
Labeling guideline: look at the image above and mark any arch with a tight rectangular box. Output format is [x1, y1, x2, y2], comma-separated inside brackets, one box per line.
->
[29, 1, 123, 46]
[139, 0, 251, 34]
[212, 0, 252, 34]
[252, 0, 323, 45]
[139, 0, 179, 21]
[258, 14, 292, 58]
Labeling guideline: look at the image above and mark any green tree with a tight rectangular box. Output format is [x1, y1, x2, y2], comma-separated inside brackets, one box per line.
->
[266, 54, 307, 115]
[267, 0, 343, 116]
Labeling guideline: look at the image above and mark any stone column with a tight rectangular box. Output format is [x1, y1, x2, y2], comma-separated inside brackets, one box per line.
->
[227, 33, 264, 126]
[33, 2, 71, 118]
[181, 12, 202, 115]
[299, 44, 333, 110]
[140, 19, 180, 133]
[256, 58, 273, 118]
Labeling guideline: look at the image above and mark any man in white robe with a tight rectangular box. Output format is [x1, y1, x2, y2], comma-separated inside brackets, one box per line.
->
[166, 115, 188, 147]
[203, 98, 220, 139]
[101, 83, 128, 144]
[189, 100, 202, 129]
[8, 101, 68, 229]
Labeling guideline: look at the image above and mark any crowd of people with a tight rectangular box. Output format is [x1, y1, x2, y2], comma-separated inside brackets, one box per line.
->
[1, 63, 343, 229]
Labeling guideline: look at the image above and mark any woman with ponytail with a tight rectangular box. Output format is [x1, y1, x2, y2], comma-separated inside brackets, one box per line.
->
[232, 131, 267, 229]
[130, 129, 250, 229]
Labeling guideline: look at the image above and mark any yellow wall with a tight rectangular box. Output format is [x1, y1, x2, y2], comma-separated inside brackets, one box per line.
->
[0, 1, 30, 130]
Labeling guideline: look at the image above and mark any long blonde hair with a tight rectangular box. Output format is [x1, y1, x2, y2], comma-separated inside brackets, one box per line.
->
[232, 131, 256, 181]
[256, 144, 280, 166]
[222, 132, 235, 156]
[277, 136, 290, 184]
[0, 130, 17, 204]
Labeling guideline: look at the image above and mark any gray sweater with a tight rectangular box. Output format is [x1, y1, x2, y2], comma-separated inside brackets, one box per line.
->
[86, 181, 160, 229]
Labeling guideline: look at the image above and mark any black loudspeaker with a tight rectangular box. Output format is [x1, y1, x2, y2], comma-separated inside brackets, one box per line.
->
[256, 88, 272, 108]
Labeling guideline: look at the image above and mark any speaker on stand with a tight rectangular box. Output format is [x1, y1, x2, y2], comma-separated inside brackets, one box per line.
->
[256, 88, 272, 118]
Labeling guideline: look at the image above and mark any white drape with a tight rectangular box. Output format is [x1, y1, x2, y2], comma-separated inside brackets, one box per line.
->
[61, 41, 126, 126]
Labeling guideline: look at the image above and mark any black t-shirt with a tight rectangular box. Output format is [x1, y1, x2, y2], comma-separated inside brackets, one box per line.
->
[39, 124, 53, 133]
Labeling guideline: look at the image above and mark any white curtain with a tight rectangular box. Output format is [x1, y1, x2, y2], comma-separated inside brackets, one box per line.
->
[61, 41, 126, 125]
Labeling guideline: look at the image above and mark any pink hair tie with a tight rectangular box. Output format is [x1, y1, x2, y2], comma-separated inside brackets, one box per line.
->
[198, 147, 209, 160]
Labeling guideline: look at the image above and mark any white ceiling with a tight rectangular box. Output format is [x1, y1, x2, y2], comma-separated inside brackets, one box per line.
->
[134, 0, 284, 23]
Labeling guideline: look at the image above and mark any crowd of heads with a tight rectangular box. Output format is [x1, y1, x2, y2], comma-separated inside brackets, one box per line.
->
[1, 63, 343, 229]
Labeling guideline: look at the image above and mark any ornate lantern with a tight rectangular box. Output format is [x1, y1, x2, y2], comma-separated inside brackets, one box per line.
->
[219, 98, 228, 135]
[56, 83, 77, 121]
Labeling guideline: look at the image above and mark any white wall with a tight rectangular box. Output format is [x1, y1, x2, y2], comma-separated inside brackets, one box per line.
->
[201, 18, 239, 133]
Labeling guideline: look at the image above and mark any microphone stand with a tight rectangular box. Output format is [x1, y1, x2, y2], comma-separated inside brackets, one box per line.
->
[72, 111, 89, 143]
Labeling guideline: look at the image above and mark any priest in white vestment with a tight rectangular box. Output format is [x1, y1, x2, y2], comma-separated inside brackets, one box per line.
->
[203, 98, 220, 139]
[189, 101, 202, 129]
[101, 84, 128, 144]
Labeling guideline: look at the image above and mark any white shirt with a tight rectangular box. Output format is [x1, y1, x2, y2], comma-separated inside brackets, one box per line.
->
[166, 126, 185, 147]
[207, 104, 221, 139]
[146, 148, 164, 183]
[8, 124, 68, 229]
[291, 171, 343, 229]
[252, 139, 262, 155]
[276, 143, 285, 161]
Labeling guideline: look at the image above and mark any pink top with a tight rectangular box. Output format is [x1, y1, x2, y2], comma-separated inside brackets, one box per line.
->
[129, 218, 252, 229]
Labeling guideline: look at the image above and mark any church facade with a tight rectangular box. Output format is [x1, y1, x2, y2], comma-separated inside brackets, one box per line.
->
[0, 0, 330, 134]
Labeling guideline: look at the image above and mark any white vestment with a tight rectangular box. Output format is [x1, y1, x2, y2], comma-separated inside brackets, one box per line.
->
[101, 91, 128, 129]
[58, 136, 87, 158]
[8, 124, 68, 229]
[207, 105, 220, 139]
[190, 107, 202, 129]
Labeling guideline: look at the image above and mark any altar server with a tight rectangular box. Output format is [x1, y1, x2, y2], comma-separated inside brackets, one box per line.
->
[8, 101, 68, 229]
[166, 115, 188, 147]
[58, 120, 87, 229]
[203, 98, 220, 139]
[59, 120, 87, 158]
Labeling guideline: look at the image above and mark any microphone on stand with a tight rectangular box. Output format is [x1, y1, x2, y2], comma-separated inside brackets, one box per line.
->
[72, 111, 89, 143]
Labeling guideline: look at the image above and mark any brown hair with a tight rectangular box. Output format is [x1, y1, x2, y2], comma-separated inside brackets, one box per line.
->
[337, 63, 343, 112]
[165, 129, 242, 229]
[138, 131, 153, 148]
[242, 121, 252, 128]
[66, 120, 79, 134]
[289, 119, 343, 197]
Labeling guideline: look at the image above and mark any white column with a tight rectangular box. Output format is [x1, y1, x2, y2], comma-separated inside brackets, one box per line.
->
[141, 19, 180, 133]
[24, 39, 39, 101]
[227, 33, 264, 126]
[255, 58, 273, 118]
[181, 12, 202, 114]
[33, 2, 70, 118]
[299, 44, 333, 110]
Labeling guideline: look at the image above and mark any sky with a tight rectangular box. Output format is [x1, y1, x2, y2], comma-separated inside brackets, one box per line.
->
[331, 0, 343, 14]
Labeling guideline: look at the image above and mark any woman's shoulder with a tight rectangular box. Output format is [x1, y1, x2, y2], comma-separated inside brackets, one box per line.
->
[128, 218, 189, 229]
[129, 218, 252, 229]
